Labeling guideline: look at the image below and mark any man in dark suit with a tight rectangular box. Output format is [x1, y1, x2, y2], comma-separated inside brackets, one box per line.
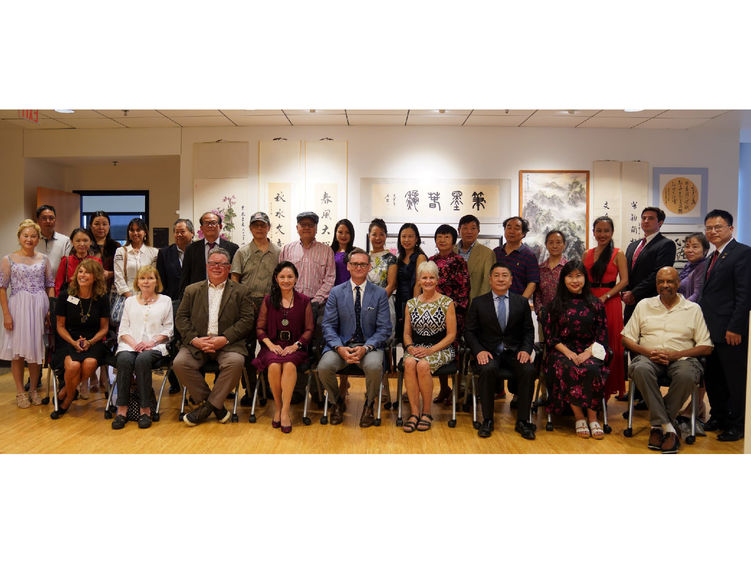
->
[622, 206, 676, 324]
[156, 218, 194, 393]
[698, 209, 751, 441]
[464, 263, 537, 440]
[173, 248, 255, 426]
[178, 211, 239, 298]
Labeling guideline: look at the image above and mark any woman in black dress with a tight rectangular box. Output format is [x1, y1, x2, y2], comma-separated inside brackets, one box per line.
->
[51, 259, 110, 419]
[394, 223, 426, 345]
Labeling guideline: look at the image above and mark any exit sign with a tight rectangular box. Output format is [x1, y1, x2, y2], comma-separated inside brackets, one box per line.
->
[18, 110, 39, 123]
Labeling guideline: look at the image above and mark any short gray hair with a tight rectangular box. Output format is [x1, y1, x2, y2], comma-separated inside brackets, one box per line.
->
[208, 247, 231, 263]
[417, 260, 439, 279]
[175, 218, 194, 234]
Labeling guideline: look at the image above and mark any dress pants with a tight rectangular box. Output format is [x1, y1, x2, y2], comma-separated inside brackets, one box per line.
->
[477, 350, 535, 422]
[704, 341, 748, 431]
[172, 348, 244, 410]
[317, 349, 384, 404]
[115, 350, 162, 408]
[629, 355, 701, 427]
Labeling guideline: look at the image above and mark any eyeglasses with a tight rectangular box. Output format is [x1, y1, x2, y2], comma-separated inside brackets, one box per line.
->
[705, 224, 729, 232]
[207, 261, 230, 268]
[349, 262, 370, 269]
[202, 221, 220, 227]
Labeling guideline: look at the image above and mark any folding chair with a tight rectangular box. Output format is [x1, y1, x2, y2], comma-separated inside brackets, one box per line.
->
[394, 358, 461, 428]
[320, 364, 388, 426]
[175, 358, 244, 422]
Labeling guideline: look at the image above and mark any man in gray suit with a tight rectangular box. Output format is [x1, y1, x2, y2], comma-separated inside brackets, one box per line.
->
[318, 248, 392, 427]
[173, 247, 255, 426]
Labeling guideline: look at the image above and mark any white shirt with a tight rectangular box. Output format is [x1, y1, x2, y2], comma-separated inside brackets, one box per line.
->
[116, 294, 174, 356]
[38, 232, 71, 280]
[113, 244, 159, 296]
[207, 280, 227, 336]
[350, 279, 369, 305]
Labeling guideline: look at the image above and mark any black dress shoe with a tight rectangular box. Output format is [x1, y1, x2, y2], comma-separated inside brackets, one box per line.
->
[717, 428, 744, 442]
[240, 394, 252, 407]
[634, 399, 648, 411]
[138, 414, 152, 429]
[703, 418, 724, 432]
[111, 414, 127, 430]
[168, 385, 181, 395]
[50, 407, 67, 420]
[478, 419, 493, 438]
[515, 420, 536, 440]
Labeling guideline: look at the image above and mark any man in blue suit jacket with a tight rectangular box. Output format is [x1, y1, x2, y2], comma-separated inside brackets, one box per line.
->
[319, 248, 392, 427]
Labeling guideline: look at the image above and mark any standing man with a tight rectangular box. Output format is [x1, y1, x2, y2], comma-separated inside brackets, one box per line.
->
[622, 207, 676, 324]
[279, 211, 336, 403]
[317, 248, 391, 427]
[622, 267, 713, 453]
[699, 209, 751, 441]
[156, 217, 194, 393]
[36, 204, 72, 281]
[231, 211, 281, 403]
[173, 248, 255, 426]
[493, 216, 539, 299]
[455, 214, 495, 303]
[178, 211, 239, 298]
[464, 264, 537, 440]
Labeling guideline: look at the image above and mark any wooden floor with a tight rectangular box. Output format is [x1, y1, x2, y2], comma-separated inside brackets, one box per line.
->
[0, 370, 743, 454]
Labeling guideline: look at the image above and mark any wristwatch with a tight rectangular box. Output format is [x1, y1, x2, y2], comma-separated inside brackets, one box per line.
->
[296, 341, 303, 351]
[365, 344, 375, 353]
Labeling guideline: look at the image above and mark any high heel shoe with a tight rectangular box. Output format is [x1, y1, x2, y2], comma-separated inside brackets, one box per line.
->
[50, 406, 68, 420]
[281, 424, 292, 434]
[271, 419, 281, 429]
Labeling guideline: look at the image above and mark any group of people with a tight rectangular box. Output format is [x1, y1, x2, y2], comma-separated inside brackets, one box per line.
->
[1, 201, 748, 451]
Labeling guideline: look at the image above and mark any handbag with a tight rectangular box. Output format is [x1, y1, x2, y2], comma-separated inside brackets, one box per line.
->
[110, 292, 127, 324]
[125, 383, 157, 421]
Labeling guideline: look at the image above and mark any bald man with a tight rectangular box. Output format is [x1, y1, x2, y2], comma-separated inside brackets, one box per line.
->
[622, 267, 713, 453]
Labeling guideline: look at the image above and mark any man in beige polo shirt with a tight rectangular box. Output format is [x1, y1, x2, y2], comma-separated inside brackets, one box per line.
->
[622, 266, 713, 453]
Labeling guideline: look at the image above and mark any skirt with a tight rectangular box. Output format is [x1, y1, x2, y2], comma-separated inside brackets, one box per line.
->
[0, 290, 49, 364]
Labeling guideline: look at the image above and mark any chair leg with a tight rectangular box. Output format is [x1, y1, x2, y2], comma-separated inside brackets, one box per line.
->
[375, 374, 383, 426]
[602, 397, 611, 433]
[179, 386, 187, 421]
[231, 377, 240, 422]
[623, 377, 635, 437]
[154, 367, 170, 420]
[320, 390, 329, 425]
[302, 369, 312, 425]
[686, 385, 697, 444]
[448, 370, 457, 428]
[249, 371, 262, 423]
[395, 369, 404, 426]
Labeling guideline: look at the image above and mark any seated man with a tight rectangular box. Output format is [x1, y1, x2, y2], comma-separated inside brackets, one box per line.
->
[318, 248, 391, 427]
[464, 263, 537, 440]
[173, 248, 255, 426]
[622, 266, 712, 453]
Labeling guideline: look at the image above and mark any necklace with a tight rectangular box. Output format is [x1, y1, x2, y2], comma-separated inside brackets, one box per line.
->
[79, 296, 94, 323]
[281, 294, 293, 326]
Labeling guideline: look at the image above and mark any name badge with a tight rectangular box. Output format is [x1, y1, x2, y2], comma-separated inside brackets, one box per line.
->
[67, 295, 80, 305]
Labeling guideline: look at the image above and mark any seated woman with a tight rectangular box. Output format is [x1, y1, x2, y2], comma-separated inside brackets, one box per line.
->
[252, 261, 314, 434]
[111, 265, 174, 430]
[542, 260, 609, 439]
[51, 259, 110, 419]
[402, 260, 457, 432]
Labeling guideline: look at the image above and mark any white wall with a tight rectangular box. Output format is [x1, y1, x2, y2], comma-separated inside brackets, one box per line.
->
[0, 129, 26, 256]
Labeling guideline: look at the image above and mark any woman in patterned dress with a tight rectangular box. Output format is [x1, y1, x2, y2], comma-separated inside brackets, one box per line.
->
[401, 261, 457, 432]
[542, 260, 610, 439]
[0, 219, 55, 408]
[428, 224, 469, 404]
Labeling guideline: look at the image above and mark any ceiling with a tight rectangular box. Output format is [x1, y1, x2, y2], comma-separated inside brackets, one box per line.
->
[0, 109, 734, 130]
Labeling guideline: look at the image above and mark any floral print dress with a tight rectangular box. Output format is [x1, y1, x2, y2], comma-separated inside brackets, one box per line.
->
[428, 252, 469, 338]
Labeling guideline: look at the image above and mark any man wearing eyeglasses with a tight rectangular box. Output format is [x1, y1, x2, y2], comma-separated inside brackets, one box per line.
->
[698, 209, 751, 441]
[318, 248, 392, 427]
[173, 248, 255, 426]
[178, 211, 239, 299]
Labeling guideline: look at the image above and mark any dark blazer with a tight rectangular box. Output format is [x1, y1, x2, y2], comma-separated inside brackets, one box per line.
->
[699, 239, 751, 342]
[178, 238, 239, 298]
[157, 243, 184, 300]
[175, 278, 254, 360]
[321, 281, 392, 354]
[624, 232, 676, 319]
[464, 291, 534, 357]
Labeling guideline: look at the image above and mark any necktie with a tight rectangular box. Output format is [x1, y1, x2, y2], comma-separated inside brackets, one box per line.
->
[496, 295, 506, 355]
[353, 285, 364, 343]
[207, 242, 216, 250]
[632, 237, 647, 263]
[706, 250, 719, 278]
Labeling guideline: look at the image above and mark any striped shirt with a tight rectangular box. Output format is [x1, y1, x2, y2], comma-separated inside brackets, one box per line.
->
[493, 243, 540, 295]
[279, 239, 335, 304]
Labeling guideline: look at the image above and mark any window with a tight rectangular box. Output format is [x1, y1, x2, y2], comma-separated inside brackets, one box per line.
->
[75, 190, 149, 245]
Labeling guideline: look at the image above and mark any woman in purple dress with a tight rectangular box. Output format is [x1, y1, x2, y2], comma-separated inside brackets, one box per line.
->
[679, 232, 709, 302]
[252, 261, 314, 433]
[331, 219, 355, 286]
[0, 219, 55, 408]
[542, 260, 609, 439]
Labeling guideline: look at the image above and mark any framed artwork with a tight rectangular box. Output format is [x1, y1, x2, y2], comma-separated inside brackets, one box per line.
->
[652, 167, 708, 225]
[519, 170, 590, 261]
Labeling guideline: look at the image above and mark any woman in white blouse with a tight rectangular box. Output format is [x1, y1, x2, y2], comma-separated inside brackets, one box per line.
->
[113, 218, 159, 308]
[112, 265, 173, 429]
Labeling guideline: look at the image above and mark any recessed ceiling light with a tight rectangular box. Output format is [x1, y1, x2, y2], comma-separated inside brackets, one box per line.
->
[54, 109, 75, 114]
[624, 108, 644, 113]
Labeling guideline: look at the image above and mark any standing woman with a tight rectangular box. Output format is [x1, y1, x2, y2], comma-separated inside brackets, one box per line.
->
[54, 228, 102, 297]
[331, 219, 355, 286]
[111, 265, 173, 429]
[0, 219, 55, 408]
[89, 211, 121, 292]
[583, 216, 628, 399]
[112, 218, 158, 324]
[394, 223, 427, 346]
[542, 261, 610, 439]
[428, 224, 469, 404]
[252, 262, 314, 433]
[51, 259, 110, 419]
[679, 232, 709, 302]
[533, 230, 567, 320]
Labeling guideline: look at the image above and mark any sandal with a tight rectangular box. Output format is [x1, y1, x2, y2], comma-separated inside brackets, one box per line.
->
[417, 413, 433, 431]
[29, 389, 42, 406]
[403, 414, 419, 433]
[16, 392, 31, 409]
[575, 419, 590, 439]
[589, 420, 604, 440]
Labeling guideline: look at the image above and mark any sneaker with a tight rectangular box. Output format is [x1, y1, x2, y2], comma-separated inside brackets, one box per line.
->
[214, 406, 231, 424]
[184, 401, 214, 426]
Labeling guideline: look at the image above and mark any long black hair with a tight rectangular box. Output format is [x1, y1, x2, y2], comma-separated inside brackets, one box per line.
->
[270, 261, 299, 309]
[548, 260, 597, 320]
[590, 216, 614, 283]
[126, 218, 150, 246]
[89, 210, 120, 259]
[397, 222, 424, 261]
[330, 219, 355, 254]
[68, 227, 94, 256]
